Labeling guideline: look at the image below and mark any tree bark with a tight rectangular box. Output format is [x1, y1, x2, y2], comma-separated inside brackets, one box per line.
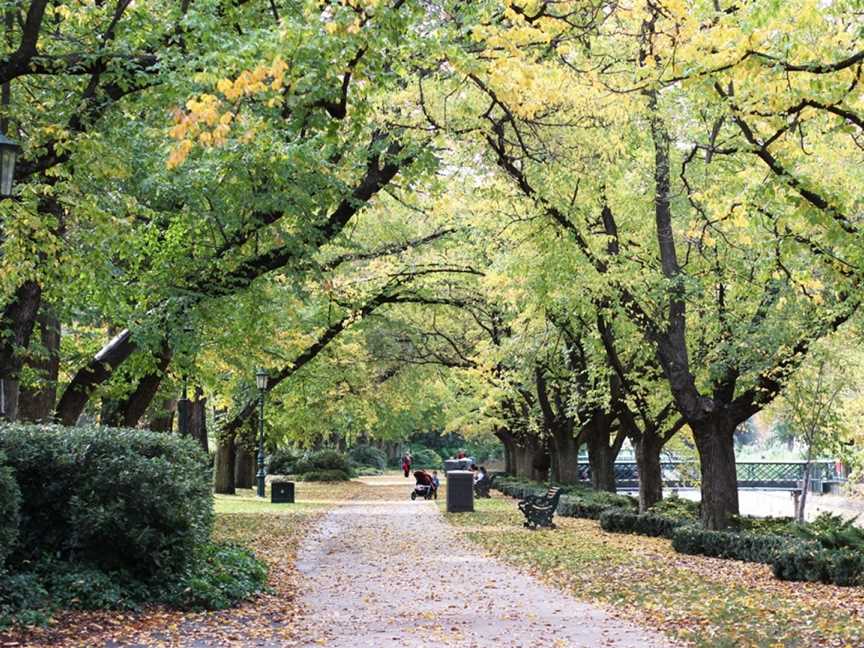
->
[494, 428, 516, 476]
[148, 397, 176, 432]
[235, 446, 255, 489]
[693, 417, 739, 529]
[214, 434, 236, 495]
[513, 435, 549, 482]
[189, 387, 208, 453]
[117, 346, 173, 427]
[584, 414, 622, 492]
[634, 431, 664, 512]
[17, 308, 60, 422]
[55, 329, 137, 425]
[0, 280, 43, 421]
[550, 424, 582, 484]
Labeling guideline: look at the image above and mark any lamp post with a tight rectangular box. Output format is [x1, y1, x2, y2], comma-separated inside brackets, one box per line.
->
[256, 368, 268, 498]
[0, 133, 19, 197]
[177, 375, 189, 436]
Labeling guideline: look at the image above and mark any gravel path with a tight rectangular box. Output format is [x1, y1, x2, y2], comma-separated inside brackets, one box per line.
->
[295, 496, 675, 648]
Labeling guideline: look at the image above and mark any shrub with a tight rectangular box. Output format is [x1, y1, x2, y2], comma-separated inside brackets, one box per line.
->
[792, 512, 864, 551]
[348, 445, 387, 470]
[164, 543, 268, 610]
[354, 466, 383, 476]
[649, 495, 700, 521]
[0, 423, 213, 581]
[671, 526, 814, 564]
[301, 469, 352, 482]
[294, 449, 352, 476]
[0, 451, 20, 566]
[268, 448, 300, 475]
[772, 545, 864, 586]
[600, 508, 685, 539]
[410, 448, 442, 469]
[734, 515, 795, 536]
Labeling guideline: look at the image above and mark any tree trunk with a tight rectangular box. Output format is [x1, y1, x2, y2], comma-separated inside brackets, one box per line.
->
[189, 387, 208, 453]
[495, 428, 516, 476]
[513, 435, 549, 482]
[118, 347, 173, 427]
[634, 431, 664, 512]
[0, 280, 43, 422]
[214, 435, 236, 495]
[18, 309, 60, 422]
[235, 446, 255, 489]
[55, 329, 137, 425]
[585, 416, 618, 492]
[797, 460, 811, 523]
[148, 397, 176, 432]
[550, 424, 582, 484]
[693, 417, 739, 529]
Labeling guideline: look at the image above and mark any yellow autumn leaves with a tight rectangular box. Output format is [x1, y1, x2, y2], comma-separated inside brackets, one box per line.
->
[167, 57, 290, 168]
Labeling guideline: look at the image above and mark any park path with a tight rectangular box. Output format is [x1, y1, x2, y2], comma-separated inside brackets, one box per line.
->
[294, 482, 675, 648]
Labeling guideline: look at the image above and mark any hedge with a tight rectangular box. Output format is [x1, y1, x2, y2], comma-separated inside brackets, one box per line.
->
[301, 469, 352, 481]
[0, 423, 213, 581]
[494, 477, 637, 520]
[772, 545, 864, 587]
[294, 449, 353, 476]
[671, 525, 817, 565]
[599, 508, 686, 539]
[0, 451, 20, 567]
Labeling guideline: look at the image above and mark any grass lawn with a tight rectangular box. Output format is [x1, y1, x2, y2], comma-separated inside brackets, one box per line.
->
[444, 496, 864, 648]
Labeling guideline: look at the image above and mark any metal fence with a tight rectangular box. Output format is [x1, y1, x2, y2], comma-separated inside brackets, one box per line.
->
[576, 460, 844, 489]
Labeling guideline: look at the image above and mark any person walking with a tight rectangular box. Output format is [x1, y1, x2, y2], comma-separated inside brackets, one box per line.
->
[402, 452, 412, 478]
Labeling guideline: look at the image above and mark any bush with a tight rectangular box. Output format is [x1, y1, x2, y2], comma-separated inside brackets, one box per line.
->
[301, 469, 352, 482]
[0, 543, 268, 627]
[733, 515, 795, 536]
[0, 423, 213, 582]
[791, 512, 864, 550]
[268, 448, 300, 475]
[294, 449, 352, 476]
[348, 445, 387, 470]
[0, 451, 20, 566]
[410, 448, 442, 469]
[649, 495, 700, 521]
[671, 525, 814, 564]
[772, 545, 864, 586]
[354, 466, 383, 476]
[600, 508, 686, 539]
[165, 543, 268, 610]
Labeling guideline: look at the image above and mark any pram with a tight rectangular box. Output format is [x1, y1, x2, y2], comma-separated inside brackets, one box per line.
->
[411, 470, 437, 500]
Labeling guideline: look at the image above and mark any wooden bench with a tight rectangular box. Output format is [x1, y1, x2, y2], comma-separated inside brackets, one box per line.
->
[517, 486, 562, 529]
[474, 474, 495, 499]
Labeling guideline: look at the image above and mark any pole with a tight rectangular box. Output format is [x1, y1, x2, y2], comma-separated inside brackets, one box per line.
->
[257, 390, 266, 497]
[178, 376, 189, 436]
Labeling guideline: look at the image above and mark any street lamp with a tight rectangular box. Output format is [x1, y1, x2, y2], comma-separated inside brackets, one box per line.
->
[256, 368, 268, 498]
[0, 133, 20, 197]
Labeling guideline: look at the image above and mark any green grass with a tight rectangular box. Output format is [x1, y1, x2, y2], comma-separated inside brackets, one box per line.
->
[444, 497, 864, 648]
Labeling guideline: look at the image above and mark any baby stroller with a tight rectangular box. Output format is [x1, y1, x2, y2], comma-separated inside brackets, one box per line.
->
[411, 470, 437, 500]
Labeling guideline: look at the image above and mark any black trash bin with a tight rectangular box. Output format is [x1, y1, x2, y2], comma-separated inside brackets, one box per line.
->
[446, 470, 474, 513]
[271, 481, 295, 504]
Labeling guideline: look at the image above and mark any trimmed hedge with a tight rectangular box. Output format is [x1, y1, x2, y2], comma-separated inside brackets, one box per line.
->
[599, 507, 686, 539]
[0, 451, 20, 567]
[301, 469, 352, 482]
[671, 525, 817, 564]
[0, 423, 213, 581]
[772, 545, 864, 587]
[495, 477, 637, 520]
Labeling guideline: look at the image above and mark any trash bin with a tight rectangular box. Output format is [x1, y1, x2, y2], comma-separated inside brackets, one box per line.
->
[271, 481, 295, 504]
[447, 470, 474, 513]
[444, 459, 462, 474]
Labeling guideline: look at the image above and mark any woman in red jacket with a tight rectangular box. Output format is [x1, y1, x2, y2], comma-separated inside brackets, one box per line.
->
[402, 453, 412, 478]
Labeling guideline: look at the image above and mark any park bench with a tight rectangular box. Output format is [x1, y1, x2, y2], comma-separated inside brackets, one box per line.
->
[518, 486, 562, 529]
[474, 474, 495, 499]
